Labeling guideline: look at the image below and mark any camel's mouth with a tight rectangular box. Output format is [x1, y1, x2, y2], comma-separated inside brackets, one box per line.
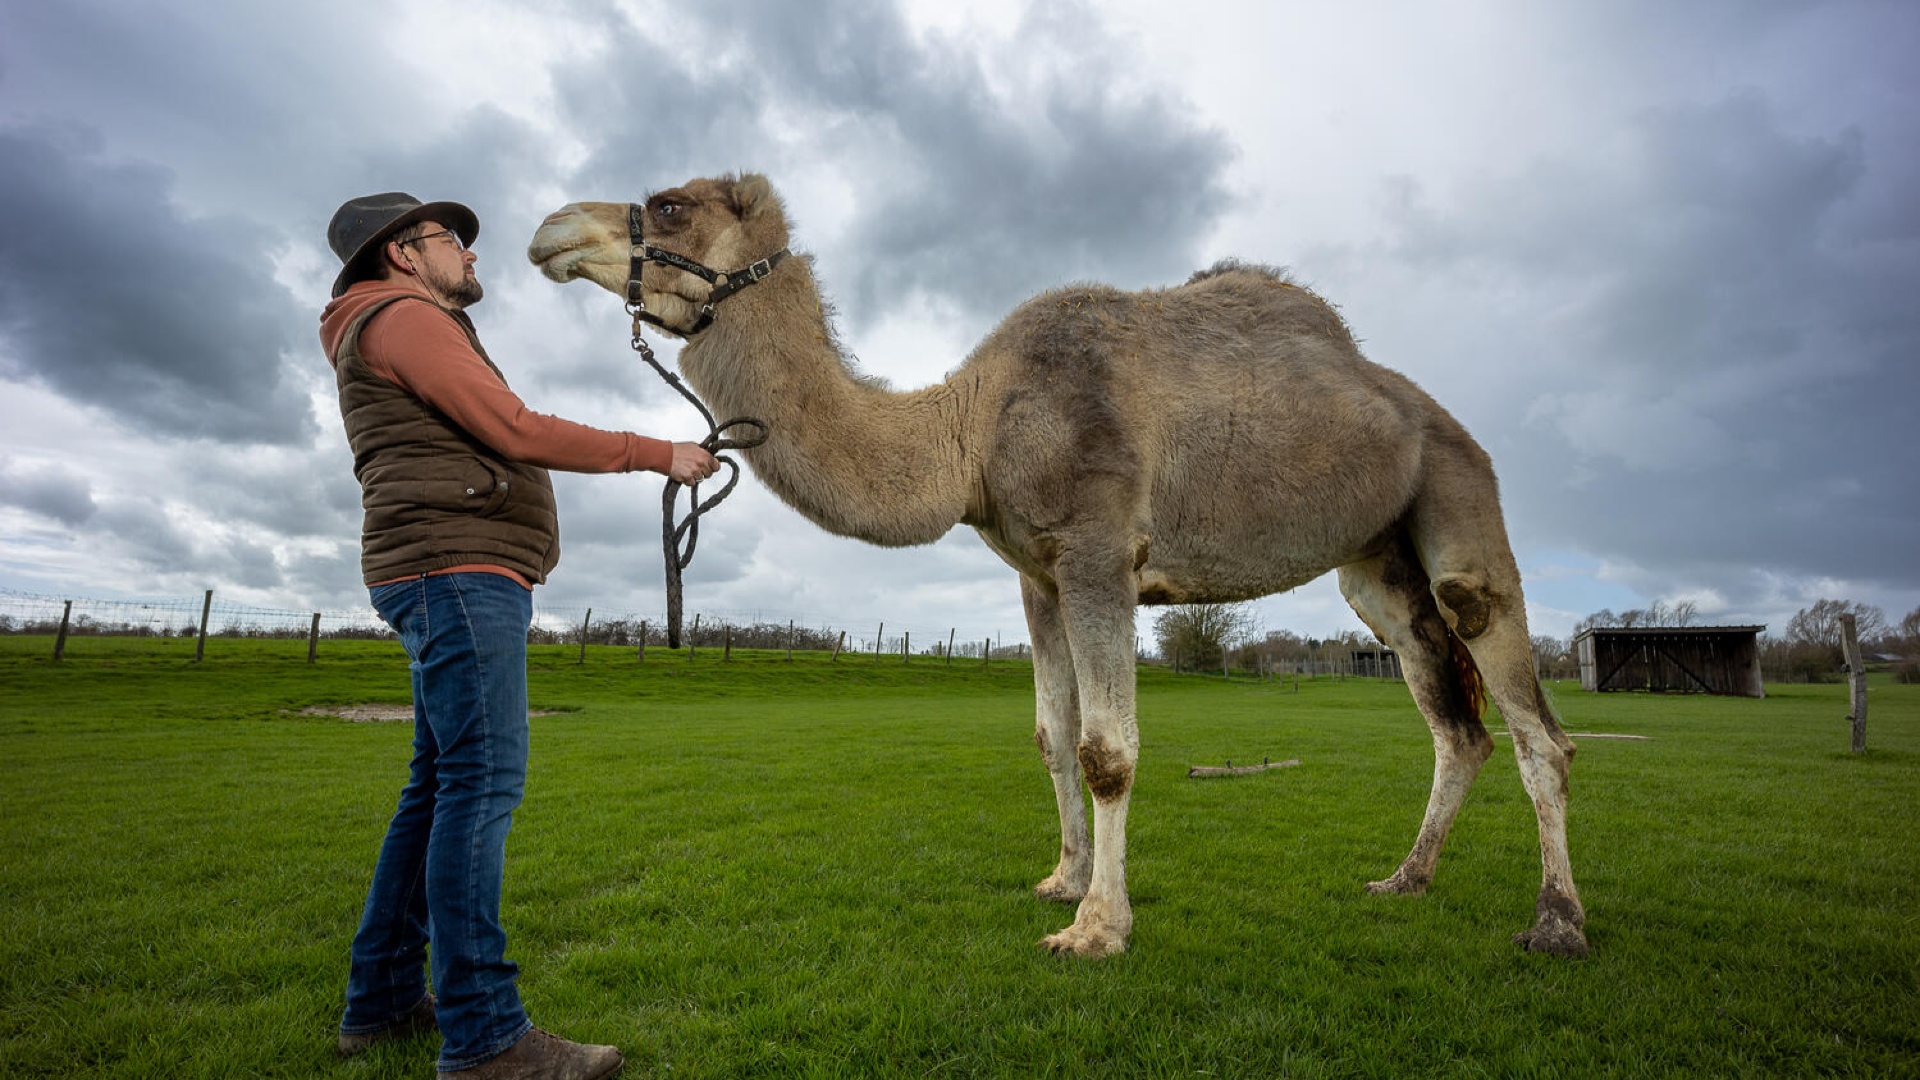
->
[526, 232, 591, 283]
[527, 206, 622, 286]
[532, 247, 585, 283]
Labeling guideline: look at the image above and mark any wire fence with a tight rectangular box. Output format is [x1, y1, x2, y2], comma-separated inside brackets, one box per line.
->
[0, 587, 1029, 664]
[1, 587, 1443, 684]
[0, 587, 384, 639]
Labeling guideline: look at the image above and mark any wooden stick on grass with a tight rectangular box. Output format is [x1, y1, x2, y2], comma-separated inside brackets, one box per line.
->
[1187, 758, 1301, 778]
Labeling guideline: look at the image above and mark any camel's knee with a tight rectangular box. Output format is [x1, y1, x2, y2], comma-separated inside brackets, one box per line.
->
[1076, 738, 1134, 802]
[1432, 575, 1498, 640]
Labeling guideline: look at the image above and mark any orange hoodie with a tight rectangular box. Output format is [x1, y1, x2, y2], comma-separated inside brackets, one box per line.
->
[319, 280, 672, 475]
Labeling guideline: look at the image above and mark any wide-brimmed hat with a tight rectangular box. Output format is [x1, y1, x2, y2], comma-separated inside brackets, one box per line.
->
[327, 192, 480, 297]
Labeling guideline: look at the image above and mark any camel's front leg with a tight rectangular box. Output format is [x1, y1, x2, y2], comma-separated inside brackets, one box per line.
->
[1038, 555, 1139, 958]
[1022, 575, 1091, 902]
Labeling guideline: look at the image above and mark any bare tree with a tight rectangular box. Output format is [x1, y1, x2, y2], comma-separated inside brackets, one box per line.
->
[1895, 606, 1920, 684]
[1788, 599, 1888, 654]
[1782, 598, 1889, 678]
[1900, 606, 1920, 646]
[1531, 634, 1573, 680]
[1572, 609, 1617, 637]
[1153, 602, 1258, 672]
[1577, 599, 1703, 634]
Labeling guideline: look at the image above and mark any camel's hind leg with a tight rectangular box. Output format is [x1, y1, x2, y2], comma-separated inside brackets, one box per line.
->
[1437, 580, 1588, 956]
[1411, 449, 1589, 957]
[1021, 574, 1092, 903]
[1337, 532, 1495, 897]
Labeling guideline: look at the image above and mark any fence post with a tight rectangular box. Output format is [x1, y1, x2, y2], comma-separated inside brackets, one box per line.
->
[874, 623, 883, 661]
[946, 628, 955, 666]
[688, 614, 700, 663]
[194, 589, 213, 663]
[984, 638, 990, 669]
[724, 624, 733, 662]
[53, 600, 72, 661]
[1841, 613, 1868, 752]
[578, 608, 592, 665]
[307, 613, 322, 665]
[903, 631, 910, 664]
[832, 630, 844, 662]
[637, 621, 647, 663]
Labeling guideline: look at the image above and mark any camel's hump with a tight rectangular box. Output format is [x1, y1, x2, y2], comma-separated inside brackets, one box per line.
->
[1183, 258, 1298, 288]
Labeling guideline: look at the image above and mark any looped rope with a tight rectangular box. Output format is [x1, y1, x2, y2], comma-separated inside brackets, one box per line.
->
[627, 317, 767, 648]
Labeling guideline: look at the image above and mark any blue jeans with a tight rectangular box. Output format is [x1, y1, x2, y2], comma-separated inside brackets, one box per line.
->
[342, 572, 535, 1070]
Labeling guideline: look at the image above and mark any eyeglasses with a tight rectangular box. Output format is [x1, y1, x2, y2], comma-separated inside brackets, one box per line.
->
[399, 228, 467, 253]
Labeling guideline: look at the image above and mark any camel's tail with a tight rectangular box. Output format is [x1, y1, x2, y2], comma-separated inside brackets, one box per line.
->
[1449, 630, 1488, 720]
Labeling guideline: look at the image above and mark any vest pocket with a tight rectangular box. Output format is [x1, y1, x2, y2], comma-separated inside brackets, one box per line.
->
[421, 459, 512, 515]
[472, 459, 513, 516]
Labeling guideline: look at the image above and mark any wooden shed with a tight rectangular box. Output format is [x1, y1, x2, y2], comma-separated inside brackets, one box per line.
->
[1349, 648, 1402, 679]
[1573, 625, 1765, 697]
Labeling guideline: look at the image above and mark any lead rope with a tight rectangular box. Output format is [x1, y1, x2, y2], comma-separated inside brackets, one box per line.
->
[625, 317, 767, 648]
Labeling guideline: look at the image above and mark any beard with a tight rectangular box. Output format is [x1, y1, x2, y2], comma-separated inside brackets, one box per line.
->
[428, 262, 484, 308]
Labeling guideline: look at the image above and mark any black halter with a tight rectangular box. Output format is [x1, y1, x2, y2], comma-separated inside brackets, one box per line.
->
[621, 203, 784, 649]
[624, 202, 789, 336]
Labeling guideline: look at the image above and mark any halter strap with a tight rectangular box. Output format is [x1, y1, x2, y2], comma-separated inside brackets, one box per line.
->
[625, 203, 789, 335]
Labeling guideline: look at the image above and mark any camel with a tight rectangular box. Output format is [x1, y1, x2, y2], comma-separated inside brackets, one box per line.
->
[527, 173, 1588, 960]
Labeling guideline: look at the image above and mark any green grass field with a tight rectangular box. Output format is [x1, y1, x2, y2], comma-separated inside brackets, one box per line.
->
[1, 636, 1914, 1078]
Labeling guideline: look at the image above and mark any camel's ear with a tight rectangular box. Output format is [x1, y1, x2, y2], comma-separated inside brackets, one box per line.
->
[730, 174, 777, 220]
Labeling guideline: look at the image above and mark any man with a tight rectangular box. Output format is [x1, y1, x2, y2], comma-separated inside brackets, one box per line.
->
[321, 192, 712, 1080]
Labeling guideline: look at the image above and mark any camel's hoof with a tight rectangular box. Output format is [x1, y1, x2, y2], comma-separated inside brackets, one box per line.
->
[1365, 870, 1429, 896]
[1513, 912, 1590, 958]
[1034, 875, 1088, 904]
[1040, 925, 1127, 959]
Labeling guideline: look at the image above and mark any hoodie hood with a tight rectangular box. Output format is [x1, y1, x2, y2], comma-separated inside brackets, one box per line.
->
[319, 280, 436, 368]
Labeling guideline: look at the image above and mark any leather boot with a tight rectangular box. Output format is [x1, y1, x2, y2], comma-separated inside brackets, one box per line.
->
[438, 1027, 623, 1080]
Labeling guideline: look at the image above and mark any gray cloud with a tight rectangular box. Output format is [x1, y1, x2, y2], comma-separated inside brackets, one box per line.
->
[0, 126, 314, 444]
[0, 458, 97, 526]
[1, 0, 408, 223]
[1345, 89, 1919, 606]
[553, 0, 1235, 326]
[90, 500, 198, 574]
[172, 444, 363, 541]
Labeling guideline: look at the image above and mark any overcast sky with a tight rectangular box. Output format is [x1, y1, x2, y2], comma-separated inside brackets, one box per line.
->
[1, 0, 1914, 648]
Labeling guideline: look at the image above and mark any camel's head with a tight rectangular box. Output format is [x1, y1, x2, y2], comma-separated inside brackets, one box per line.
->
[527, 173, 789, 336]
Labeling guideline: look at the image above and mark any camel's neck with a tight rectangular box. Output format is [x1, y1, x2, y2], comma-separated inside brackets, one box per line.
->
[677, 261, 983, 547]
